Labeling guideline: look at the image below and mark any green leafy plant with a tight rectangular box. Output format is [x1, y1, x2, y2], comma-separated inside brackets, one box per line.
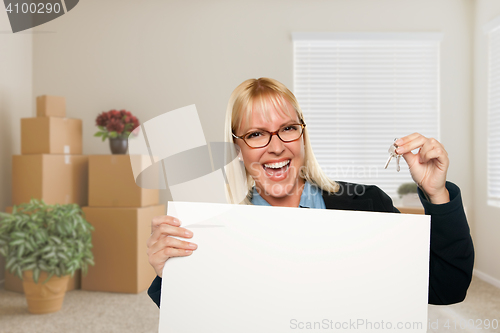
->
[397, 182, 418, 198]
[0, 199, 94, 284]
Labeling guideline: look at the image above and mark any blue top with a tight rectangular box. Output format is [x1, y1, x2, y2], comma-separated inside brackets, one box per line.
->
[250, 181, 326, 209]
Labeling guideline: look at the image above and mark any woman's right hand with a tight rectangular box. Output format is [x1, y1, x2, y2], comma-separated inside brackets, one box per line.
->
[147, 215, 197, 277]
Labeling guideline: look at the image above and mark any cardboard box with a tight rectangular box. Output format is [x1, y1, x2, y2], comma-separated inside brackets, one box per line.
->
[21, 117, 82, 154]
[89, 155, 159, 207]
[12, 155, 88, 206]
[4, 269, 81, 293]
[81, 205, 164, 293]
[396, 206, 425, 215]
[36, 95, 66, 117]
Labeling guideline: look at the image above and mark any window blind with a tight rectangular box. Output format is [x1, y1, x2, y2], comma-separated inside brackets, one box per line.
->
[486, 20, 500, 207]
[293, 33, 441, 198]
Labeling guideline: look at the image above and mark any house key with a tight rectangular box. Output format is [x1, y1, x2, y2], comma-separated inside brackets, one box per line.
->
[384, 138, 401, 172]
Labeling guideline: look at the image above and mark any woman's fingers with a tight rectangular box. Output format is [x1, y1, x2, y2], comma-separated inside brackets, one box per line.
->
[394, 133, 450, 203]
[412, 137, 441, 162]
[147, 223, 193, 248]
[147, 215, 197, 277]
[147, 237, 195, 265]
[399, 150, 418, 169]
[148, 245, 194, 277]
[395, 134, 448, 165]
[395, 133, 420, 148]
[395, 133, 426, 154]
[151, 215, 180, 234]
[420, 146, 449, 167]
[149, 235, 197, 256]
[395, 134, 425, 168]
[147, 233, 197, 277]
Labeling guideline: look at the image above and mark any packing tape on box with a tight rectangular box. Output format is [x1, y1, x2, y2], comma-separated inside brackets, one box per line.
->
[127, 105, 247, 204]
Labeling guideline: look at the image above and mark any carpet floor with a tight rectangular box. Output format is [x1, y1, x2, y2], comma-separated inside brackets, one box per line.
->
[0, 276, 498, 333]
[0, 287, 160, 333]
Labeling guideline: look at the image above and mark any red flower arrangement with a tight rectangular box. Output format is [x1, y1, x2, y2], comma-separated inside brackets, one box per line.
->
[94, 109, 140, 141]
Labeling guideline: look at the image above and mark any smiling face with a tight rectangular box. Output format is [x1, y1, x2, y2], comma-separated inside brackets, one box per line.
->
[234, 98, 306, 206]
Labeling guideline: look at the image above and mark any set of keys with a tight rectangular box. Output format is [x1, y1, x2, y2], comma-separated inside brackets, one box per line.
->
[384, 138, 402, 172]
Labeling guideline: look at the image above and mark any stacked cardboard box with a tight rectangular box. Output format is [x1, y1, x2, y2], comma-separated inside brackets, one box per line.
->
[5, 95, 88, 293]
[82, 155, 162, 293]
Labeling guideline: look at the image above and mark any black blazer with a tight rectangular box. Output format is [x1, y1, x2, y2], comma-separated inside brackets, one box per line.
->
[148, 181, 474, 307]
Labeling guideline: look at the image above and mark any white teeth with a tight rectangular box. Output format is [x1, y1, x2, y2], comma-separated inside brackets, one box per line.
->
[264, 160, 290, 169]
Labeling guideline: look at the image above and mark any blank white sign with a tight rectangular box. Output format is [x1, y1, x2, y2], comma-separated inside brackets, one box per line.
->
[160, 202, 430, 333]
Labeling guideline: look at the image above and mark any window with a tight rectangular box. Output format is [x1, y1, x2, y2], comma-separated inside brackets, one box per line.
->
[485, 18, 500, 207]
[293, 33, 441, 198]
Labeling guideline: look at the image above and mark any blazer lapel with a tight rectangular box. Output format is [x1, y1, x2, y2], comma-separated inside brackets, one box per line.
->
[321, 181, 374, 212]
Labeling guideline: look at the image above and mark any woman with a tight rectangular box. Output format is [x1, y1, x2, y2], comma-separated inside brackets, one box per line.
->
[147, 78, 474, 307]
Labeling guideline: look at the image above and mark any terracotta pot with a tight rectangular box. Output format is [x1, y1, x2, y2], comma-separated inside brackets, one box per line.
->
[22, 270, 70, 314]
[109, 137, 128, 154]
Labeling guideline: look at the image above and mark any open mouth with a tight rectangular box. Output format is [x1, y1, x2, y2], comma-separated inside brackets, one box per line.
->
[262, 159, 291, 179]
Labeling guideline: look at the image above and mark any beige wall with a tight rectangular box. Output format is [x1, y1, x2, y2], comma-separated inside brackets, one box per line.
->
[473, 0, 500, 285]
[0, 11, 33, 282]
[1, 0, 477, 282]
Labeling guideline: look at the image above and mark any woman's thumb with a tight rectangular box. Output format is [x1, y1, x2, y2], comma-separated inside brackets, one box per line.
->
[401, 151, 419, 167]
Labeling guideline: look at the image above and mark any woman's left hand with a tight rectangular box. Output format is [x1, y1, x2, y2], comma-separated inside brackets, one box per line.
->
[395, 133, 450, 204]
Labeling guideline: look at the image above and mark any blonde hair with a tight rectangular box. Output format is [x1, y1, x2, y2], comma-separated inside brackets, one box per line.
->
[224, 78, 339, 203]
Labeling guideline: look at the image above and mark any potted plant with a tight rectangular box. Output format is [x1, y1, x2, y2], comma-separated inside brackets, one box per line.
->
[397, 182, 421, 207]
[0, 199, 94, 314]
[94, 109, 140, 154]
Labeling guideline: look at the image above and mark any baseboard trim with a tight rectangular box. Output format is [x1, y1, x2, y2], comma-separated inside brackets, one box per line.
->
[474, 269, 500, 289]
